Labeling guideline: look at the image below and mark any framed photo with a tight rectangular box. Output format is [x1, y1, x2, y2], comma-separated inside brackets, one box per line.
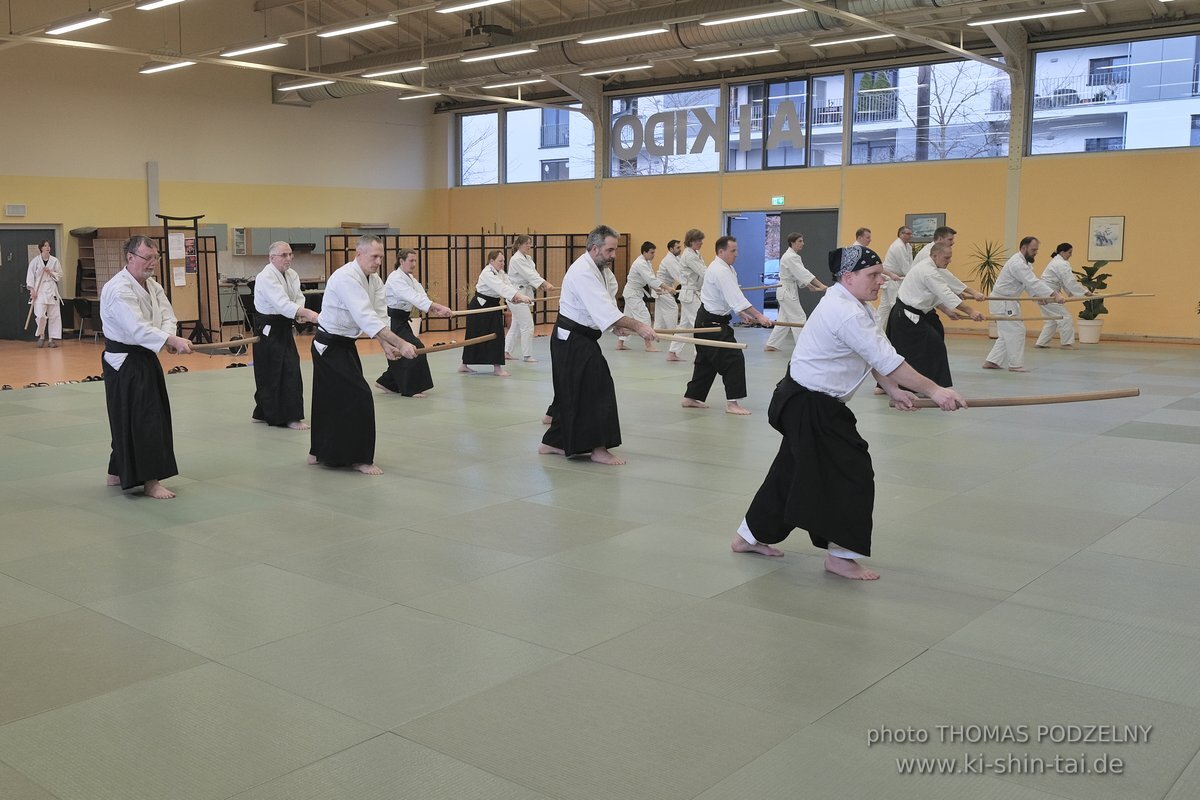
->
[904, 212, 946, 243]
[1088, 216, 1124, 261]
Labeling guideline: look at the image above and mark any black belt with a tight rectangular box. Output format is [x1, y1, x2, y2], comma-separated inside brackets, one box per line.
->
[387, 308, 413, 319]
[554, 313, 601, 342]
[257, 313, 292, 329]
[896, 299, 937, 319]
[104, 338, 154, 355]
[315, 328, 357, 348]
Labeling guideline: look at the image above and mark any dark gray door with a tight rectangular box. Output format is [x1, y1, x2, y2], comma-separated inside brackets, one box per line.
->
[779, 210, 838, 317]
[0, 228, 57, 341]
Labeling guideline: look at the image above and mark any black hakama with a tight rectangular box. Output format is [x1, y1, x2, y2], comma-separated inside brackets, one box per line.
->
[309, 329, 375, 467]
[461, 293, 504, 366]
[743, 373, 875, 555]
[103, 340, 178, 490]
[684, 307, 747, 401]
[376, 309, 432, 396]
[251, 313, 304, 425]
[887, 299, 952, 388]
[541, 314, 621, 456]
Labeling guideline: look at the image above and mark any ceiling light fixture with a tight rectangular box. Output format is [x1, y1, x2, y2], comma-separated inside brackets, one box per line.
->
[219, 38, 289, 58]
[810, 33, 897, 46]
[437, 0, 510, 13]
[45, 10, 112, 35]
[967, 7, 1087, 26]
[700, 7, 806, 26]
[577, 26, 669, 45]
[316, 16, 397, 38]
[459, 44, 538, 63]
[693, 47, 780, 62]
[278, 77, 336, 91]
[481, 78, 546, 89]
[139, 60, 196, 74]
[400, 92, 441, 100]
[579, 63, 653, 76]
[362, 64, 429, 78]
[135, 0, 186, 10]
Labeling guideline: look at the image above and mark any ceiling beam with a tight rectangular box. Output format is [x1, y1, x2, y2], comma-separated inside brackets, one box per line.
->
[779, 0, 1016, 76]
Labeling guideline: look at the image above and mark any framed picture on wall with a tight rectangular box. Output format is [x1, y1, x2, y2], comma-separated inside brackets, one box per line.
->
[1088, 216, 1124, 261]
[905, 212, 946, 243]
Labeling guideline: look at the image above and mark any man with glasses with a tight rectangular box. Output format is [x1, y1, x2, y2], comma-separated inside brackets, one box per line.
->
[100, 235, 193, 499]
[252, 242, 320, 428]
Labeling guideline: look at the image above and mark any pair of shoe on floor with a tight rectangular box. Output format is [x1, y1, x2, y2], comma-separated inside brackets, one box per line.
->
[35, 339, 59, 348]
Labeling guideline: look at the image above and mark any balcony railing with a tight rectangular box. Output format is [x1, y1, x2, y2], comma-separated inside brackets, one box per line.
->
[992, 74, 1131, 112]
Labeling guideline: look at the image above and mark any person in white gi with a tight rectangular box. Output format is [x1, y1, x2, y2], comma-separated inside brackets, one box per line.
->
[27, 240, 64, 348]
[461, 251, 531, 376]
[101, 236, 193, 500]
[983, 237, 1065, 372]
[763, 232, 826, 352]
[375, 248, 453, 397]
[733, 244, 966, 580]
[653, 239, 684, 336]
[503, 235, 555, 363]
[911, 225, 985, 308]
[252, 242, 320, 428]
[670, 229, 708, 362]
[876, 225, 914, 333]
[619, 241, 669, 352]
[1035, 242, 1089, 349]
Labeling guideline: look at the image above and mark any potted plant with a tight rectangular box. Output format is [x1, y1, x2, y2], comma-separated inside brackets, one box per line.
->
[969, 241, 1005, 338]
[1073, 259, 1112, 344]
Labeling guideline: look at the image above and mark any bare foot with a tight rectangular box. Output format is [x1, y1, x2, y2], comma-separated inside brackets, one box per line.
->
[353, 463, 384, 475]
[872, 387, 886, 395]
[523, 357, 538, 363]
[1035, 344, 1049, 349]
[982, 361, 1001, 370]
[307, 454, 319, 465]
[493, 368, 510, 377]
[541, 414, 553, 425]
[106, 473, 121, 486]
[731, 534, 784, 557]
[589, 447, 626, 465]
[287, 421, 310, 430]
[374, 381, 397, 394]
[504, 352, 514, 360]
[824, 554, 879, 580]
[411, 392, 428, 398]
[645, 347, 659, 352]
[763, 346, 779, 352]
[538, 443, 565, 455]
[615, 342, 629, 351]
[1061, 344, 1074, 349]
[666, 353, 683, 362]
[1008, 366, 1029, 373]
[681, 398, 708, 409]
[458, 364, 475, 373]
[143, 480, 176, 500]
[251, 417, 266, 423]
[726, 401, 751, 416]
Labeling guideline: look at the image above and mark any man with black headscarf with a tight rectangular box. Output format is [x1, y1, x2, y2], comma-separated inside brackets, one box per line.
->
[732, 245, 967, 580]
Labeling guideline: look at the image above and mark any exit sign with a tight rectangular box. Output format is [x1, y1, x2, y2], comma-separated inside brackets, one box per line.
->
[771, 196, 785, 206]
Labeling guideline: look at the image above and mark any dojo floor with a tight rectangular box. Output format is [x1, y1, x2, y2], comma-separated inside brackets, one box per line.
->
[2, 330, 1199, 800]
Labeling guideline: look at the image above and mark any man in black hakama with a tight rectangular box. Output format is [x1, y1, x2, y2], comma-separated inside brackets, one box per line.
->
[252, 242, 321, 427]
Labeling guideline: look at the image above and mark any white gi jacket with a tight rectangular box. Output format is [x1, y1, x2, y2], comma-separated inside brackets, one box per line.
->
[882, 238, 914, 279]
[475, 265, 520, 301]
[254, 264, 304, 323]
[318, 262, 388, 340]
[656, 252, 684, 287]
[678, 247, 707, 304]
[913, 242, 968, 294]
[385, 269, 433, 313]
[700, 257, 752, 316]
[27, 255, 63, 302]
[506, 251, 545, 295]
[777, 248, 816, 304]
[897, 262, 964, 314]
[559, 252, 624, 333]
[623, 255, 663, 299]
[1040, 255, 1086, 297]
[100, 268, 177, 369]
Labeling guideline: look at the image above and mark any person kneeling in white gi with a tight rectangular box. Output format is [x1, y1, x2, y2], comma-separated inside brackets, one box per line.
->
[732, 245, 967, 580]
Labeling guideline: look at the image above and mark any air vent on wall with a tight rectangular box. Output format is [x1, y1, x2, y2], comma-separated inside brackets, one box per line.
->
[4, 204, 28, 217]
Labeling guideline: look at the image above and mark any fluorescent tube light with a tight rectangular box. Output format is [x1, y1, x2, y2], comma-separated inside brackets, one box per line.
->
[362, 64, 428, 78]
[316, 17, 396, 38]
[135, 0, 186, 9]
[139, 60, 196, 74]
[579, 63, 653, 76]
[400, 92, 441, 100]
[437, 0, 509, 12]
[701, 7, 806, 26]
[577, 26, 669, 45]
[967, 8, 1087, 26]
[810, 33, 896, 46]
[220, 38, 288, 58]
[481, 78, 546, 89]
[278, 77, 335, 91]
[45, 10, 111, 35]
[460, 45, 538, 63]
[693, 47, 779, 62]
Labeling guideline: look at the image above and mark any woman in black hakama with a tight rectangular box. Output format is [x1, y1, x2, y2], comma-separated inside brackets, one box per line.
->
[376, 309, 433, 396]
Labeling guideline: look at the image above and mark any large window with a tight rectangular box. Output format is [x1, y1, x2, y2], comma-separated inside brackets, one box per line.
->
[849, 60, 1009, 164]
[1031, 34, 1200, 155]
[728, 79, 807, 170]
[505, 104, 594, 184]
[609, 88, 720, 176]
[810, 74, 845, 166]
[459, 112, 499, 186]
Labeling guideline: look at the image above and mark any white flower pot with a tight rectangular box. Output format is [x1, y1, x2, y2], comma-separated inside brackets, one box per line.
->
[1077, 319, 1103, 344]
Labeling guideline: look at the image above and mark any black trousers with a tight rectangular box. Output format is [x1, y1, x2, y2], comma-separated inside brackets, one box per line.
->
[461, 294, 504, 366]
[309, 330, 375, 467]
[887, 300, 952, 388]
[684, 307, 746, 401]
[252, 313, 305, 425]
[103, 341, 178, 490]
[376, 310, 433, 396]
[743, 375, 874, 555]
[541, 315, 621, 456]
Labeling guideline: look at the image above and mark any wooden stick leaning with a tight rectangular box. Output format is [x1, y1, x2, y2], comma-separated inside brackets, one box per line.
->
[653, 327, 721, 335]
[654, 333, 747, 350]
[189, 336, 261, 352]
[412, 333, 495, 355]
[892, 387, 1140, 409]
